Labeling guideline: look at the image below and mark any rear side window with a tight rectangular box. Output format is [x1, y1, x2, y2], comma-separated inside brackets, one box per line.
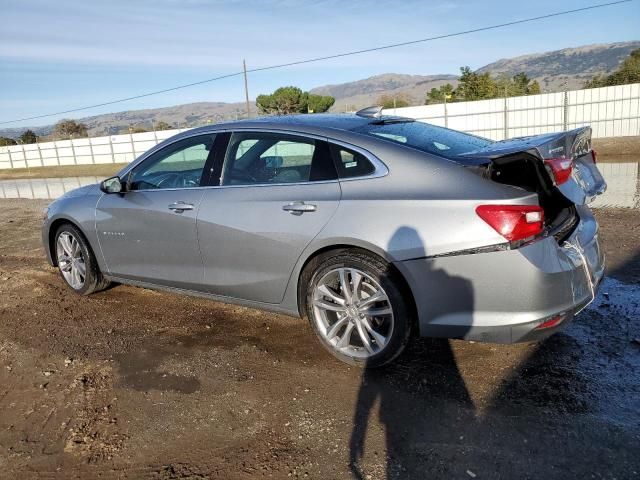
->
[222, 132, 336, 186]
[352, 121, 493, 159]
[330, 144, 375, 178]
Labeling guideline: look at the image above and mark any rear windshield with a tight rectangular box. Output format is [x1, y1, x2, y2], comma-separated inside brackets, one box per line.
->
[352, 121, 493, 159]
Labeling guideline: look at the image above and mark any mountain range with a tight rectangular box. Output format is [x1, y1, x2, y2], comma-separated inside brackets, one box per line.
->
[2, 41, 638, 139]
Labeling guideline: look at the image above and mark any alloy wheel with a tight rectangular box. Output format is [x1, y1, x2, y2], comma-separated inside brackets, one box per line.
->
[56, 232, 86, 290]
[312, 267, 394, 359]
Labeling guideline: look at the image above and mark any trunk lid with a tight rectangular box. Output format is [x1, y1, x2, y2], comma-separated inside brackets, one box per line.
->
[457, 127, 606, 206]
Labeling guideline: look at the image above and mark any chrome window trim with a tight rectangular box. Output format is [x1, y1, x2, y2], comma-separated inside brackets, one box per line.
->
[110, 178, 341, 194]
[116, 127, 389, 193]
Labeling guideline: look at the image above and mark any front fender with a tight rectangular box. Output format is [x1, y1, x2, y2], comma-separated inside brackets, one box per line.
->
[42, 190, 104, 270]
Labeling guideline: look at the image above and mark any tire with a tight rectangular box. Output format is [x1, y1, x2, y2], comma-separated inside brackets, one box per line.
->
[300, 249, 414, 368]
[54, 223, 110, 295]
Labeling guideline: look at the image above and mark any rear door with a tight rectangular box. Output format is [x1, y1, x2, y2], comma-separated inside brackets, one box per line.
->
[96, 133, 218, 289]
[196, 130, 341, 304]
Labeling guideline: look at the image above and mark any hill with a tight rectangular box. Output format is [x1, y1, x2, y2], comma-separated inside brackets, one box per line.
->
[2, 40, 638, 139]
[310, 73, 459, 110]
[477, 41, 640, 90]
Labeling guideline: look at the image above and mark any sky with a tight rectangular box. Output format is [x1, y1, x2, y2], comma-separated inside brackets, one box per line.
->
[1, 0, 639, 129]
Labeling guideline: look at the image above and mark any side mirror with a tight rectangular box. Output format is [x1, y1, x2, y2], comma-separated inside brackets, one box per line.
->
[100, 176, 124, 194]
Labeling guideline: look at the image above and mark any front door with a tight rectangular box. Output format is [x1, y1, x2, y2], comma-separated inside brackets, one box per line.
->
[96, 133, 217, 289]
[196, 130, 341, 304]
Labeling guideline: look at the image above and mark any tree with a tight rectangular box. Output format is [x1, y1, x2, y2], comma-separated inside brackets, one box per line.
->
[494, 72, 541, 97]
[510, 72, 531, 96]
[456, 66, 498, 101]
[154, 121, 173, 131]
[306, 93, 335, 113]
[122, 126, 148, 134]
[426, 71, 540, 105]
[377, 94, 410, 109]
[53, 119, 88, 139]
[425, 83, 455, 104]
[528, 79, 541, 95]
[585, 48, 640, 88]
[585, 74, 606, 88]
[0, 137, 17, 147]
[256, 86, 335, 115]
[19, 130, 38, 144]
[257, 86, 306, 115]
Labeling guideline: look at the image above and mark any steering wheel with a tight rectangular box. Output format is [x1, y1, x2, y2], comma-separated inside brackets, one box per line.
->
[155, 172, 183, 189]
[183, 177, 200, 188]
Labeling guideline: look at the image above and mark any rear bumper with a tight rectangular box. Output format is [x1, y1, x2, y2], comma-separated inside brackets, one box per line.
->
[395, 205, 604, 343]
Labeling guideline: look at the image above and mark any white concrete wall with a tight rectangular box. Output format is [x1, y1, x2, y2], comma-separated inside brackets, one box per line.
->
[591, 162, 640, 208]
[0, 128, 187, 170]
[1, 83, 639, 170]
[384, 83, 640, 141]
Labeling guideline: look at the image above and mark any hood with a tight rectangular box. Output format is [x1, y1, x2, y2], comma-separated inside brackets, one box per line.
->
[58, 183, 101, 200]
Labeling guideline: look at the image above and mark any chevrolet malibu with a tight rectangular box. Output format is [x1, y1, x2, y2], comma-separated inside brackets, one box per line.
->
[42, 108, 607, 367]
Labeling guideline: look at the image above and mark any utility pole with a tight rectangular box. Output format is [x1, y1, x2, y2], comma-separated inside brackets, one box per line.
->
[443, 94, 451, 128]
[562, 80, 569, 131]
[243, 59, 251, 119]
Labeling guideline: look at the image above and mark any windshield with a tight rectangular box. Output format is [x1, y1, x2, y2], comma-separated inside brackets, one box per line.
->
[352, 121, 493, 159]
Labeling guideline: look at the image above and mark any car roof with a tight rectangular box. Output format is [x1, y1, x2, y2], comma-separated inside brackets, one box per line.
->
[185, 113, 406, 138]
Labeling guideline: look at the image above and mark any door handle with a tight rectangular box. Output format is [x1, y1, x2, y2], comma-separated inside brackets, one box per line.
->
[282, 202, 317, 215]
[168, 201, 194, 212]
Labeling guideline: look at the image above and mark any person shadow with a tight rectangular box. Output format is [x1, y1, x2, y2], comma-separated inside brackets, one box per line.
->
[349, 226, 476, 479]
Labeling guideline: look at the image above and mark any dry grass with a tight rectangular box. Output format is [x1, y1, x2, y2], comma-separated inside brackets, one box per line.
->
[0, 163, 128, 180]
[592, 136, 640, 159]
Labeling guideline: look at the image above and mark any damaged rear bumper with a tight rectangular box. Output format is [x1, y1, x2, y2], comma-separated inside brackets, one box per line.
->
[394, 205, 604, 344]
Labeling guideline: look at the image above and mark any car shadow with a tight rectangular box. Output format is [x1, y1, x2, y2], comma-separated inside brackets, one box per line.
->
[347, 227, 640, 479]
[349, 226, 475, 479]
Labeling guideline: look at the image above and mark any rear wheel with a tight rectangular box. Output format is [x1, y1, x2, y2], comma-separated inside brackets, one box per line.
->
[302, 250, 413, 367]
[55, 224, 110, 295]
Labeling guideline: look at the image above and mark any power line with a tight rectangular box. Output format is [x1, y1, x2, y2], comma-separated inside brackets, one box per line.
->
[1, 0, 634, 126]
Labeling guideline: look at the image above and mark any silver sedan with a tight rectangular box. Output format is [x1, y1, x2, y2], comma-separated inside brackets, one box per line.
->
[42, 109, 606, 366]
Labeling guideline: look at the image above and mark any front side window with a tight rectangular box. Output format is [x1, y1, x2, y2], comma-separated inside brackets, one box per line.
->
[222, 132, 336, 185]
[129, 134, 215, 190]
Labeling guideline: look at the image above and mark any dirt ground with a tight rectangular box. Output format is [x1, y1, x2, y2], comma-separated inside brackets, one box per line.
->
[0, 199, 639, 479]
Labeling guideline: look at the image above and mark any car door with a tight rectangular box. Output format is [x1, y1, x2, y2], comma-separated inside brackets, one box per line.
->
[95, 133, 218, 289]
[196, 130, 341, 304]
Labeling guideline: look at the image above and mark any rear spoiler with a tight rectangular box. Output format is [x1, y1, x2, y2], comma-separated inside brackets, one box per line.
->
[457, 127, 605, 206]
[457, 127, 592, 161]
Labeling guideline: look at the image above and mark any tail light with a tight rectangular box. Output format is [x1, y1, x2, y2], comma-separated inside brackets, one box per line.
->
[476, 205, 544, 243]
[591, 149, 598, 164]
[544, 157, 573, 185]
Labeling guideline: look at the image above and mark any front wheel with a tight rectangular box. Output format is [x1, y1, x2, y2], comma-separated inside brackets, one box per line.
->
[55, 224, 110, 295]
[302, 250, 414, 367]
